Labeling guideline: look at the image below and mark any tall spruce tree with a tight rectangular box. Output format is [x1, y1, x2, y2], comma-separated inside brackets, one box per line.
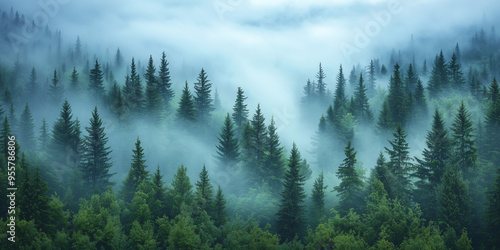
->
[39, 118, 49, 151]
[333, 64, 348, 118]
[50, 100, 81, 168]
[232, 87, 249, 133]
[213, 185, 227, 227]
[385, 124, 413, 202]
[439, 165, 470, 234]
[405, 63, 419, 94]
[89, 60, 105, 100]
[25, 67, 38, 99]
[334, 141, 364, 214]
[485, 78, 500, 166]
[249, 104, 267, 183]
[386, 64, 408, 127]
[144, 55, 163, 122]
[125, 58, 144, 114]
[316, 63, 327, 103]
[18, 103, 35, 151]
[176, 81, 196, 124]
[311, 171, 327, 226]
[377, 100, 394, 132]
[171, 165, 194, 216]
[449, 53, 466, 90]
[193, 68, 213, 123]
[158, 51, 174, 112]
[70, 67, 79, 91]
[122, 137, 149, 203]
[367, 59, 376, 96]
[215, 113, 240, 171]
[370, 151, 393, 198]
[353, 72, 373, 123]
[263, 117, 285, 192]
[80, 107, 114, 194]
[49, 69, 64, 105]
[277, 143, 307, 242]
[450, 102, 478, 180]
[195, 165, 214, 213]
[428, 51, 449, 98]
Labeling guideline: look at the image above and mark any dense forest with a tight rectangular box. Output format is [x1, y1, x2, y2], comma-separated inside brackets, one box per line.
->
[0, 3, 500, 249]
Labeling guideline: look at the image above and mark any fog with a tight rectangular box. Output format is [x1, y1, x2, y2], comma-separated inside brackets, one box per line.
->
[1, 0, 499, 226]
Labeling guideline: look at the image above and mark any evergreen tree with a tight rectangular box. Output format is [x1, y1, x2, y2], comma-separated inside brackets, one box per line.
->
[176, 81, 196, 124]
[213, 88, 221, 110]
[158, 51, 174, 112]
[263, 117, 286, 192]
[144, 55, 163, 122]
[381, 64, 388, 75]
[405, 63, 419, 94]
[39, 118, 49, 151]
[428, 51, 449, 98]
[193, 68, 214, 123]
[422, 59, 428, 76]
[70, 67, 79, 91]
[50, 100, 81, 168]
[302, 79, 316, 104]
[213, 185, 227, 227]
[386, 64, 408, 127]
[414, 79, 427, 118]
[171, 165, 194, 216]
[334, 141, 364, 214]
[348, 66, 358, 95]
[333, 64, 348, 118]
[367, 60, 376, 96]
[89, 60, 105, 100]
[215, 113, 240, 171]
[448, 53, 466, 90]
[195, 165, 214, 213]
[370, 151, 393, 198]
[450, 102, 478, 179]
[48, 69, 64, 105]
[316, 63, 327, 102]
[377, 100, 394, 132]
[125, 58, 144, 114]
[115, 47, 123, 69]
[439, 165, 470, 234]
[25, 67, 38, 99]
[8, 102, 17, 135]
[485, 78, 500, 166]
[414, 109, 451, 221]
[249, 104, 267, 183]
[277, 143, 307, 242]
[486, 167, 500, 247]
[80, 107, 114, 194]
[122, 137, 148, 203]
[74, 35, 82, 59]
[109, 81, 127, 120]
[385, 124, 413, 202]
[232, 87, 249, 133]
[22, 167, 51, 232]
[353, 72, 373, 123]
[311, 171, 327, 226]
[18, 103, 35, 151]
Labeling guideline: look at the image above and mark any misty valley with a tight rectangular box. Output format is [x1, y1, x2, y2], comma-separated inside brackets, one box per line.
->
[0, 2, 500, 250]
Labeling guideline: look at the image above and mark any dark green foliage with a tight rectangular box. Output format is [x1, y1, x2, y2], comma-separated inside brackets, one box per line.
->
[48, 69, 63, 105]
[144, 55, 163, 122]
[414, 109, 451, 221]
[277, 143, 307, 242]
[39, 118, 49, 151]
[334, 141, 364, 215]
[89, 60, 105, 100]
[213, 185, 228, 227]
[20, 165, 51, 233]
[428, 51, 449, 98]
[377, 100, 394, 132]
[333, 64, 348, 119]
[449, 53, 466, 90]
[413, 79, 427, 118]
[158, 51, 174, 112]
[50, 100, 81, 169]
[385, 124, 412, 202]
[232, 87, 249, 132]
[70, 67, 79, 91]
[450, 102, 478, 179]
[485, 78, 500, 166]
[123, 58, 144, 114]
[194, 68, 214, 123]
[486, 167, 500, 247]
[370, 151, 393, 198]
[263, 117, 285, 192]
[172, 165, 194, 216]
[244, 104, 267, 184]
[109, 81, 127, 121]
[18, 102, 35, 151]
[80, 107, 114, 194]
[353, 72, 373, 123]
[25, 67, 38, 98]
[380, 64, 388, 75]
[404, 63, 419, 94]
[439, 165, 470, 233]
[367, 60, 376, 96]
[386, 64, 408, 127]
[176, 81, 197, 124]
[316, 63, 327, 102]
[215, 113, 240, 170]
[195, 165, 214, 213]
[311, 171, 327, 226]
[122, 137, 148, 203]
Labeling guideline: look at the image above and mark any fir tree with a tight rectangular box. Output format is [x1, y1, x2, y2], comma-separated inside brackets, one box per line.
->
[80, 107, 114, 194]
[370, 151, 393, 198]
[50, 100, 81, 168]
[385, 124, 413, 202]
[316, 63, 327, 102]
[213, 185, 227, 227]
[109, 81, 127, 120]
[450, 102, 478, 180]
[193, 68, 214, 123]
[125, 58, 144, 113]
[89, 60, 105, 100]
[386, 64, 408, 127]
[428, 51, 449, 98]
[333, 64, 348, 118]
[232, 87, 249, 133]
[405, 63, 419, 94]
[176, 81, 196, 124]
[249, 104, 267, 183]
[213, 88, 221, 110]
[49, 69, 64, 105]
[439, 165, 470, 234]
[486, 167, 500, 247]
[353, 72, 373, 123]
[348, 66, 358, 95]
[158, 51, 174, 112]
[334, 141, 364, 214]
[302, 79, 316, 104]
[381, 64, 388, 75]
[277, 143, 307, 242]
[311, 171, 327, 226]
[18, 103, 35, 151]
[115, 47, 123, 69]
[367, 59, 376, 96]
[122, 137, 149, 202]
[485, 78, 500, 166]
[414, 79, 427, 118]
[0, 116, 14, 159]
[377, 100, 394, 132]
[215, 113, 240, 171]
[171, 165, 194, 216]
[448, 53, 466, 90]
[195, 165, 214, 213]
[25, 67, 38, 99]
[70, 67, 79, 91]
[144, 55, 163, 122]
[39, 118, 49, 151]
[263, 117, 285, 192]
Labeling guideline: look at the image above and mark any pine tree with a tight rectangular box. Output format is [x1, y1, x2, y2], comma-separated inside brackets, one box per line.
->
[449, 53, 466, 90]
[89, 60, 105, 100]
[109, 81, 127, 120]
[74, 35, 82, 59]
[377, 100, 394, 132]
[367, 60, 376, 96]
[8, 102, 17, 135]
[302, 79, 316, 105]
[485, 78, 500, 166]
[450, 102, 478, 180]
[122, 137, 148, 202]
[370, 151, 393, 198]
[263, 117, 285, 192]
[414, 109, 451, 221]
[387, 63, 408, 127]
[215, 113, 240, 171]
[176, 81, 196, 124]
[405, 63, 419, 94]
[250, 104, 267, 183]
[439, 165, 470, 234]
[277, 143, 307, 242]
[232, 87, 249, 133]
[195, 165, 213, 213]
[213, 185, 227, 227]
[422, 59, 428, 76]
[125, 58, 144, 113]
[353, 72, 373, 123]
[80, 107, 114, 194]
[158, 51, 174, 112]
[381, 64, 388, 75]
[144, 55, 163, 122]
[70, 67, 79, 91]
[50, 100, 81, 168]
[333, 64, 348, 117]
[334, 141, 364, 214]
[115, 47, 123, 69]
[25, 67, 38, 99]
[171, 165, 194, 216]
[316, 63, 327, 102]
[311, 171, 327, 226]
[348, 67, 358, 95]
[414, 79, 427, 118]
[428, 51, 449, 98]
[39, 118, 49, 151]
[193, 68, 214, 123]
[22, 167, 51, 231]
[49, 69, 64, 105]
[18, 103, 35, 151]
[385, 124, 413, 202]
